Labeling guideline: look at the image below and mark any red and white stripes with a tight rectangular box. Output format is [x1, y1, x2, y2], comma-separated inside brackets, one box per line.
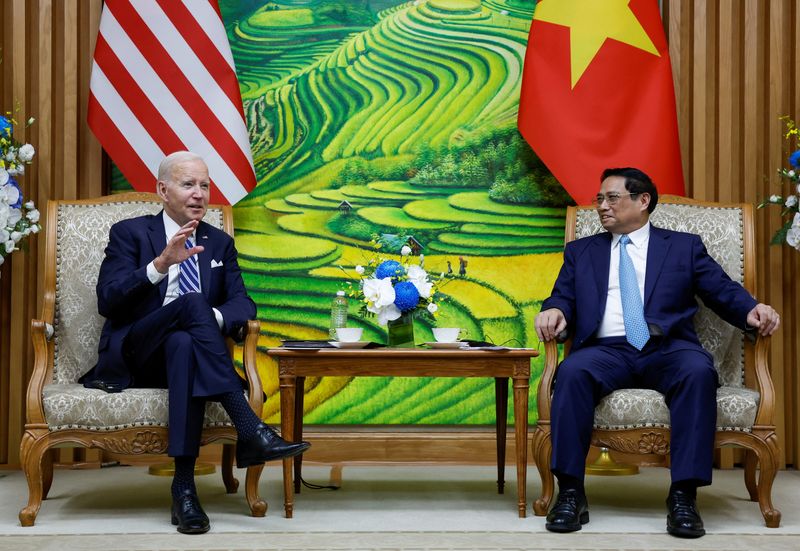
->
[88, 0, 256, 205]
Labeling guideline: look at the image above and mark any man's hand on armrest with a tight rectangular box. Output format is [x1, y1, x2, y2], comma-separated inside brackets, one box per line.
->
[746, 303, 780, 337]
[535, 308, 568, 342]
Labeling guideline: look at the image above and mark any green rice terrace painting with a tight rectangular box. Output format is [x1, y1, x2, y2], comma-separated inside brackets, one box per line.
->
[217, 0, 571, 425]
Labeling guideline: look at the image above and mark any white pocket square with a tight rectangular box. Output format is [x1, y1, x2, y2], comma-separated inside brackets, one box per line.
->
[211, 259, 224, 268]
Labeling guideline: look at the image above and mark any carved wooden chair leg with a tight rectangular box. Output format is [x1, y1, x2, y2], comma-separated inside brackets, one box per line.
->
[531, 427, 554, 516]
[743, 448, 758, 501]
[753, 437, 781, 528]
[221, 443, 239, 494]
[42, 448, 57, 500]
[18, 436, 47, 527]
[245, 464, 267, 517]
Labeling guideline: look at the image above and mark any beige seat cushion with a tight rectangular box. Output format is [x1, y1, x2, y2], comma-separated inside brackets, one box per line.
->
[42, 384, 234, 431]
[594, 386, 760, 432]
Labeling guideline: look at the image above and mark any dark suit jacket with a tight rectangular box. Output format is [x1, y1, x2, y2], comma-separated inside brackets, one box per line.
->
[80, 211, 256, 389]
[541, 225, 757, 353]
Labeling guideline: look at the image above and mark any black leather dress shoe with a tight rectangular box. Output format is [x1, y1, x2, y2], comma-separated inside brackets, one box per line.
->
[171, 489, 210, 534]
[545, 488, 589, 532]
[236, 423, 311, 468]
[666, 490, 705, 538]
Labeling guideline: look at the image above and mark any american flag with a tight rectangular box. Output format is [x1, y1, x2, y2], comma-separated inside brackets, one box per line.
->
[88, 0, 256, 205]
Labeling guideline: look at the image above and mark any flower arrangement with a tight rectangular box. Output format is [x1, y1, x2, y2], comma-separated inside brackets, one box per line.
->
[759, 116, 800, 251]
[344, 241, 450, 326]
[0, 113, 39, 268]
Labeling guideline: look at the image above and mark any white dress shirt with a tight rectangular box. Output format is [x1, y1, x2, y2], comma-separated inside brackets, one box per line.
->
[596, 222, 650, 338]
[145, 212, 224, 329]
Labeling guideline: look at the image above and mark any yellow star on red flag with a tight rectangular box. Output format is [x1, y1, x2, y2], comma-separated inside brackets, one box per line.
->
[534, 0, 660, 88]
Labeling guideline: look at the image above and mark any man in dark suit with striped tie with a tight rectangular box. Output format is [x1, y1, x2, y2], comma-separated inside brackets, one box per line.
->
[534, 167, 780, 538]
[80, 151, 309, 534]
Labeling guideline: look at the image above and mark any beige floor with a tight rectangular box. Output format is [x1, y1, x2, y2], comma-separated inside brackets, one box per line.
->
[0, 463, 798, 550]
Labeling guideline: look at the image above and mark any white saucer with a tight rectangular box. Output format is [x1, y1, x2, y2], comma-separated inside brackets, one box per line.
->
[424, 341, 466, 349]
[329, 341, 370, 349]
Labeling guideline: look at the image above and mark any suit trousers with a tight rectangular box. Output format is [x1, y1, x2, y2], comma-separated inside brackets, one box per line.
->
[122, 293, 244, 457]
[550, 336, 718, 487]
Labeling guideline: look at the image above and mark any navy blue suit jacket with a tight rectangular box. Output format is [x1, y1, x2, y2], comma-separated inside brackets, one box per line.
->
[81, 212, 256, 389]
[541, 225, 757, 354]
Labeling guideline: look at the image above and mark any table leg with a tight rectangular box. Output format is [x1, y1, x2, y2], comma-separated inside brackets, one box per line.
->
[513, 365, 529, 518]
[294, 377, 305, 493]
[280, 372, 296, 518]
[494, 377, 508, 494]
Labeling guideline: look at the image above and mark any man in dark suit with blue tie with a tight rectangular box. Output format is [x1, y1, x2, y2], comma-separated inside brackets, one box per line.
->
[80, 151, 309, 534]
[535, 167, 780, 538]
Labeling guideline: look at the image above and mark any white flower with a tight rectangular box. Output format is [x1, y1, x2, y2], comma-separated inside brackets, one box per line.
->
[793, 212, 800, 227]
[0, 255, 4, 266]
[10, 231, 22, 243]
[770, 194, 782, 203]
[355, 265, 365, 274]
[785, 195, 798, 208]
[23, 200, 34, 210]
[406, 264, 433, 298]
[7, 207, 21, 226]
[17, 144, 35, 162]
[2, 185, 19, 208]
[4, 240, 15, 253]
[29, 224, 39, 234]
[0, 168, 7, 186]
[22, 227, 30, 236]
[427, 302, 438, 314]
[374, 303, 401, 325]
[787, 227, 800, 249]
[5, 151, 15, 162]
[7, 165, 23, 176]
[363, 277, 401, 324]
[400, 245, 412, 256]
[0, 207, 8, 230]
[790, 170, 797, 178]
[26, 208, 39, 223]
[0, 228, 8, 242]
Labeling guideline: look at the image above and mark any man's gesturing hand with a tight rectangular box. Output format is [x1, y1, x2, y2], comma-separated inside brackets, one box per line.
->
[535, 308, 567, 342]
[153, 220, 205, 274]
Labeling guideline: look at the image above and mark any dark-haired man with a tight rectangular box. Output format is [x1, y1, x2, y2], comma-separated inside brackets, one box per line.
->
[535, 167, 780, 538]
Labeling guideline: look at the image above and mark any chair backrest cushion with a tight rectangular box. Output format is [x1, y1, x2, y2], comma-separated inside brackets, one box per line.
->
[52, 198, 224, 385]
[574, 202, 746, 387]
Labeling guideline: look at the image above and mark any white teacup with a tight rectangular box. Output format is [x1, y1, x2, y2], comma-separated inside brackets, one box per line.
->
[432, 327, 460, 343]
[335, 327, 363, 342]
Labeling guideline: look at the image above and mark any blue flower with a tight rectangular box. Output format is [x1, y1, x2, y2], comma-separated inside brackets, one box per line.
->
[375, 260, 404, 280]
[393, 281, 419, 312]
[790, 150, 800, 168]
[0, 116, 10, 137]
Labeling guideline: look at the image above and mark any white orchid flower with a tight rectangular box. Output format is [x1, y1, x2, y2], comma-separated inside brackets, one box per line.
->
[7, 207, 21, 226]
[427, 302, 438, 314]
[400, 245, 411, 256]
[375, 303, 401, 325]
[363, 277, 395, 308]
[10, 231, 22, 243]
[29, 224, 39, 234]
[26, 208, 39, 223]
[785, 195, 797, 208]
[769, 194, 782, 203]
[4, 240, 15, 253]
[0, 255, 4, 266]
[406, 264, 433, 298]
[355, 265, 365, 275]
[0, 168, 8, 186]
[18, 144, 35, 162]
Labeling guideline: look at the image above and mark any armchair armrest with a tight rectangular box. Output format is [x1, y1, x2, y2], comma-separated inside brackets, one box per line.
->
[241, 320, 264, 416]
[751, 334, 776, 427]
[536, 339, 561, 423]
[25, 319, 54, 426]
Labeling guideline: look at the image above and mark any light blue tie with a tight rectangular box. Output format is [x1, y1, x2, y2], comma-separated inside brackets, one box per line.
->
[619, 235, 649, 350]
[178, 237, 201, 295]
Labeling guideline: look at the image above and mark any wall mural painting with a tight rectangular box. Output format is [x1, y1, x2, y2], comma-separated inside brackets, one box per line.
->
[217, 0, 570, 425]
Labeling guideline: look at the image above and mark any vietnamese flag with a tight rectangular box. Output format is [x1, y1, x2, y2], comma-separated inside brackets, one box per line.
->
[518, 0, 685, 205]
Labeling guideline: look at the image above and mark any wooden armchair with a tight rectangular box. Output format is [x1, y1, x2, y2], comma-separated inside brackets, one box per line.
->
[19, 192, 267, 526]
[530, 196, 781, 527]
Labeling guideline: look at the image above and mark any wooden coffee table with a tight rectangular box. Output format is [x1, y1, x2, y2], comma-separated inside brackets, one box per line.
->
[267, 347, 539, 518]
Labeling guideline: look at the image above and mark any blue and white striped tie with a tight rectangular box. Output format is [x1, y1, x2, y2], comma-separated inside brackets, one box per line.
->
[619, 235, 649, 350]
[178, 237, 201, 295]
